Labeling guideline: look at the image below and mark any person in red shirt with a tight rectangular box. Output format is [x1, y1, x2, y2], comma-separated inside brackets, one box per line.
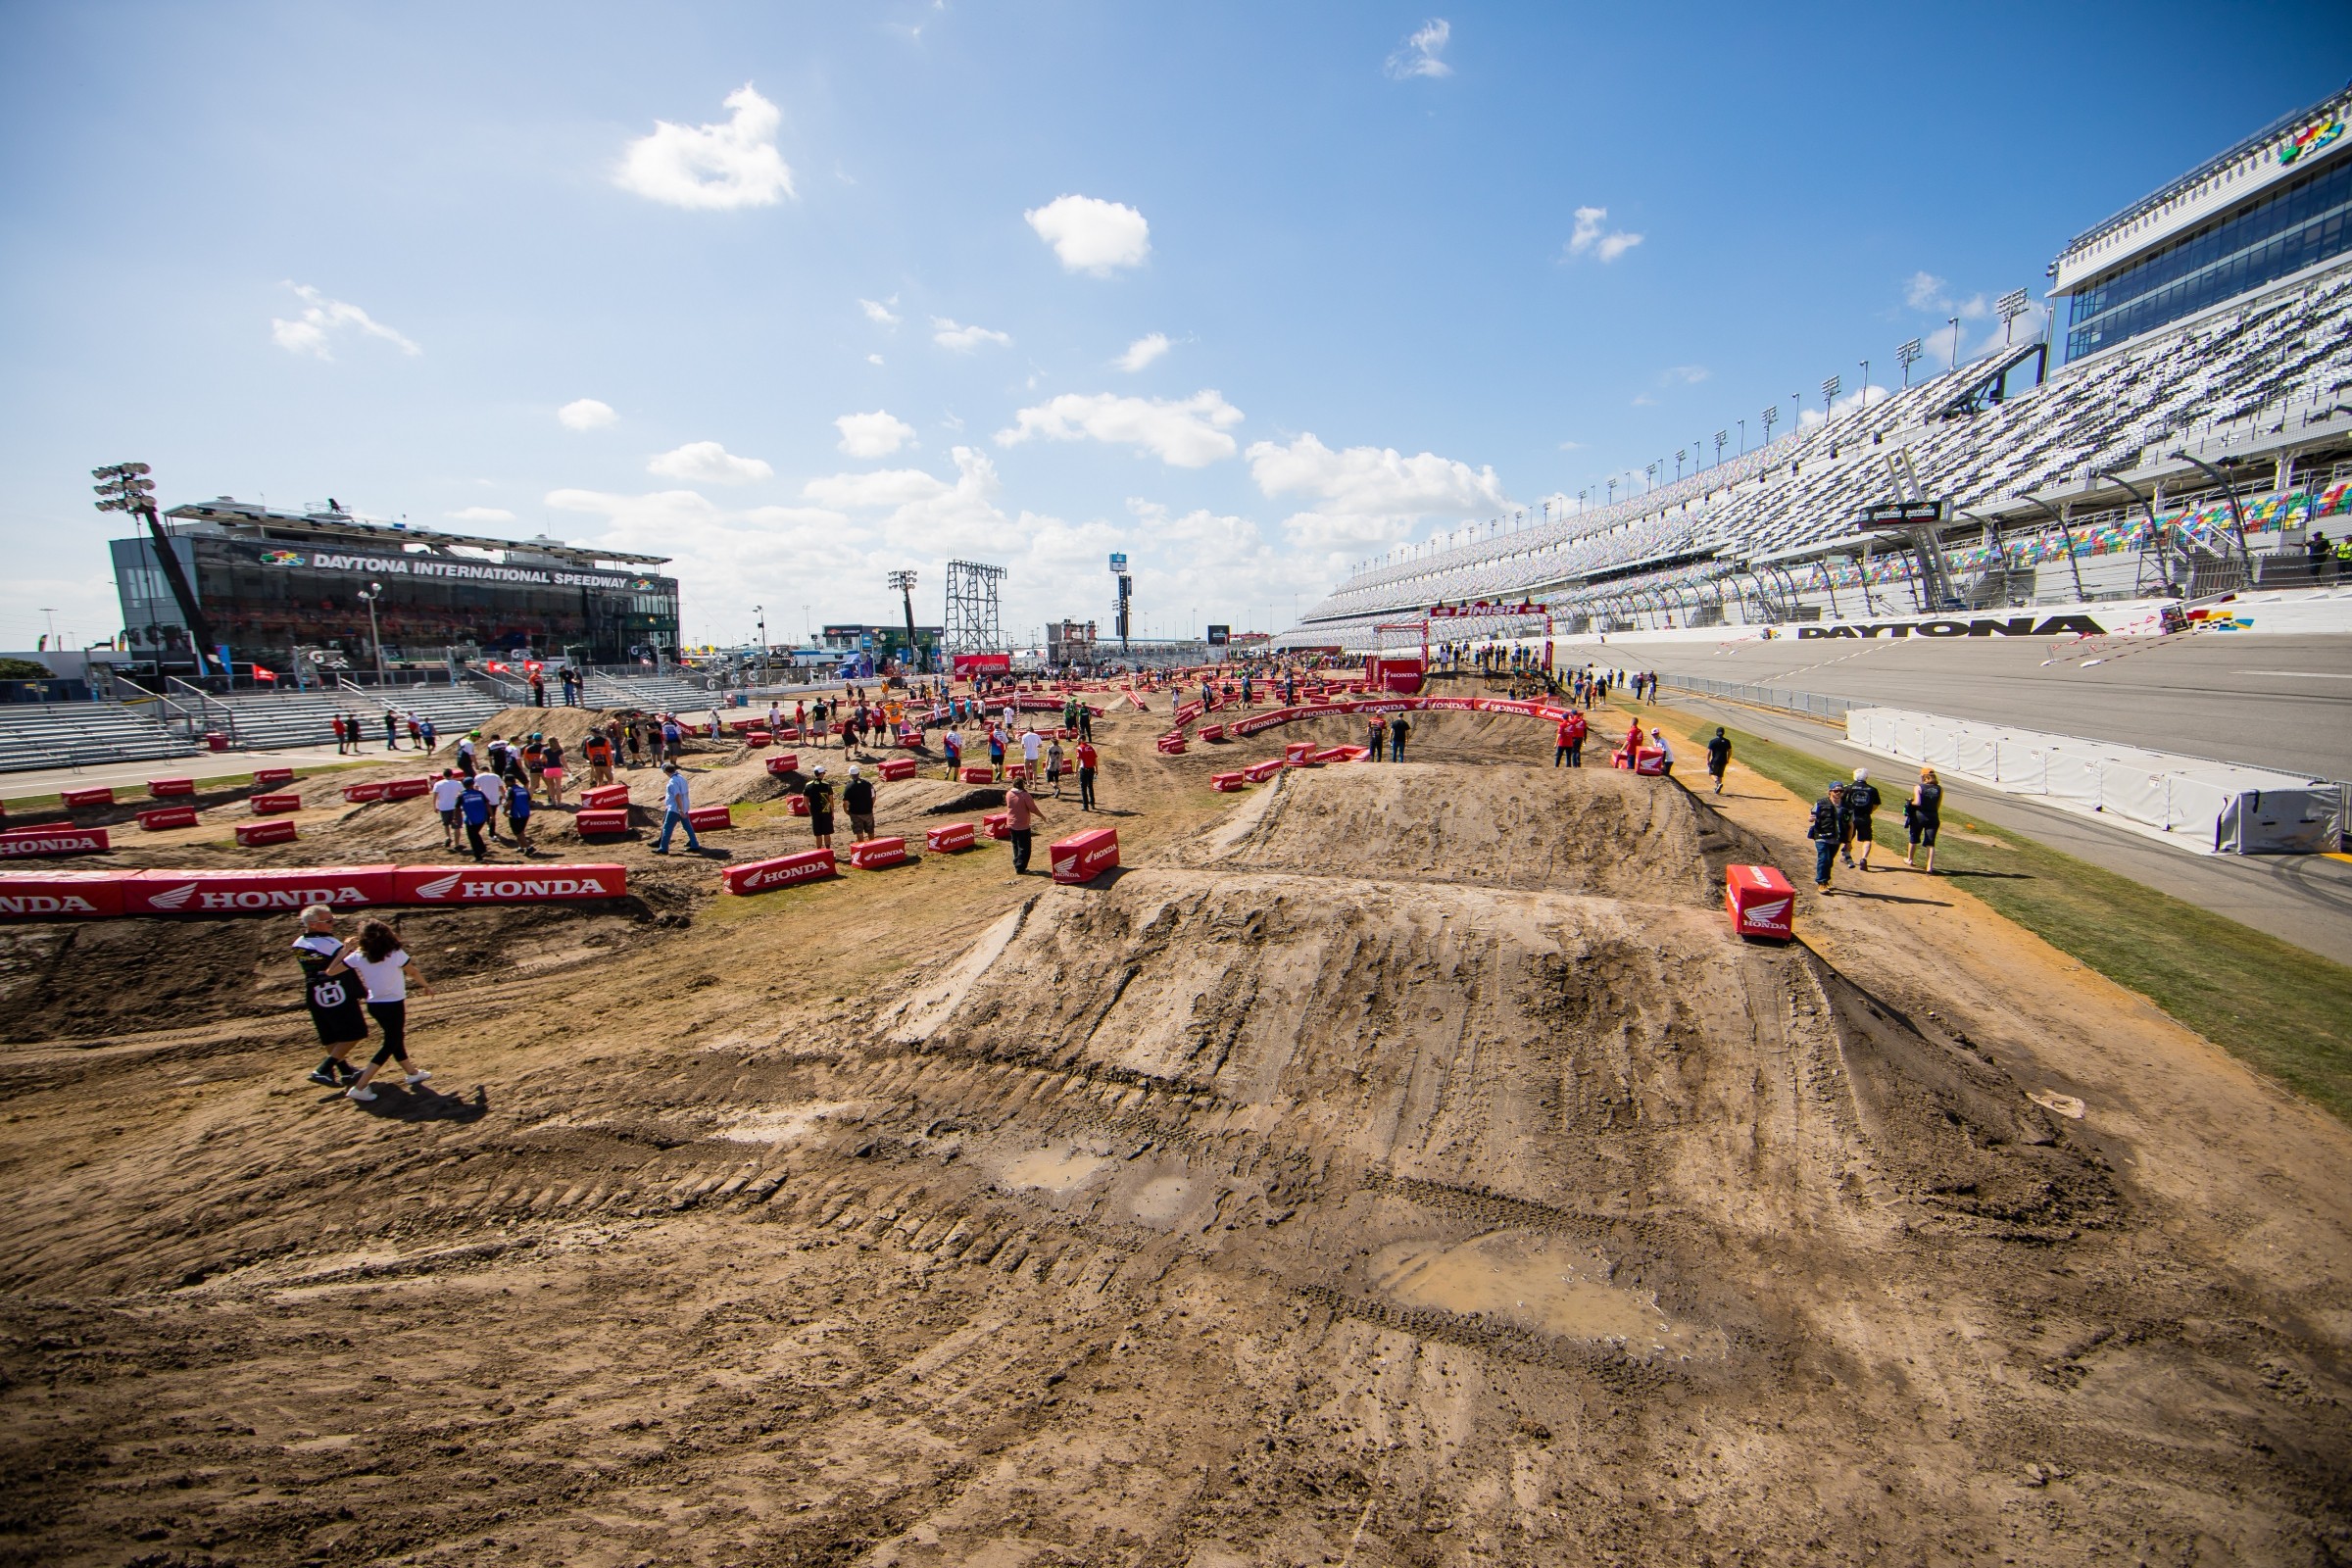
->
[1553, 710, 1586, 768]
[1075, 739, 1100, 810]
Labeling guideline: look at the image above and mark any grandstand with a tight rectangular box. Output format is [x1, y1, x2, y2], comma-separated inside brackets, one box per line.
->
[1281, 84, 2352, 650]
[0, 702, 198, 774]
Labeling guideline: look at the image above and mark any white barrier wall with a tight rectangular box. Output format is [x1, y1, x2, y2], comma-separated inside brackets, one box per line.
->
[1843, 707, 2345, 855]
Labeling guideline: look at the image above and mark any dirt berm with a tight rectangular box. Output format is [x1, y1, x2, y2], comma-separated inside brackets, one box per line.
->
[0, 705, 2346, 1566]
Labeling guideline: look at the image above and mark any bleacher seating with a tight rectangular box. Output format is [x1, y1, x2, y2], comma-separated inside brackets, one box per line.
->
[1285, 268, 2352, 645]
[581, 671, 722, 711]
[0, 702, 198, 773]
[196, 687, 506, 752]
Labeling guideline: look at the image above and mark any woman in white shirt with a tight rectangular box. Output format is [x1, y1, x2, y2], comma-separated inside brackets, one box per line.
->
[325, 919, 434, 1102]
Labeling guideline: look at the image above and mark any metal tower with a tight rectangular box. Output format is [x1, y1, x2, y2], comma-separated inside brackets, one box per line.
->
[943, 560, 1005, 656]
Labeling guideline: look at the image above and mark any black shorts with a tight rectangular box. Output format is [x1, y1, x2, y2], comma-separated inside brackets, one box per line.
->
[1849, 811, 1873, 841]
[810, 811, 835, 835]
[1910, 820, 1938, 846]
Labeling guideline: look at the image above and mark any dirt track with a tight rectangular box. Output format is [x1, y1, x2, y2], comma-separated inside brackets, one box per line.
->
[2, 692, 2348, 1566]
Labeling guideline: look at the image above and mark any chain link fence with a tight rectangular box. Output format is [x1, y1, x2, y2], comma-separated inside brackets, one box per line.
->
[1658, 674, 1854, 720]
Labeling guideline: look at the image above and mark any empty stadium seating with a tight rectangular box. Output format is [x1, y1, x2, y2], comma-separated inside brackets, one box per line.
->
[1285, 268, 2352, 645]
[190, 687, 506, 752]
[0, 702, 198, 773]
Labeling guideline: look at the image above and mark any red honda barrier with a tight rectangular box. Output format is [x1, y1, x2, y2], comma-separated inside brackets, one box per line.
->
[1308, 747, 1350, 765]
[575, 808, 631, 836]
[124, 865, 397, 914]
[983, 811, 1012, 840]
[848, 836, 908, 869]
[147, 777, 195, 799]
[384, 777, 432, 800]
[0, 826, 109, 858]
[879, 757, 917, 782]
[765, 754, 802, 777]
[1157, 737, 1187, 755]
[1242, 759, 1285, 783]
[723, 850, 837, 895]
[394, 863, 627, 905]
[925, 822, 976, 853]
[773, 725, 802, 741]
[1200, 723, 1225, 742]
[236, 819, 299, 848]
[1211, 771, 1248, 792]
[342, 782, 388, 802]
[61, 786, 114, 809]
[1333, 745, 1370, 761]
[1726, 864, 1794, 941]
[787, 794, 810, 816]
[960, 766, 996, 784]
[1634, 748, 1666, 777]
[1284, 741, 1312, 760]
[0, 870, 125, 918]
[1049, 828, 1119, 885]
[251, 767, 296, 789]
[687, 805, 732, 831]
[138, 806, 199, 831]
[579, 783, 630, 810]
[745, 730, 771, 748]
[250, 793, 302, 815]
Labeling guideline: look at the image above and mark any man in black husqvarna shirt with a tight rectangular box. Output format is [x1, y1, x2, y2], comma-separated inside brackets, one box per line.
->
[292, 904, 368, 1086]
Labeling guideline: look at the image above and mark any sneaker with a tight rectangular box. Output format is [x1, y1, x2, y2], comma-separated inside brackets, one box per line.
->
[308, 1068, 339, 1087]
[346, 1085, 377, 1102]
[404, 1069, 432, 1086]
[336, 1062, 362, 1081]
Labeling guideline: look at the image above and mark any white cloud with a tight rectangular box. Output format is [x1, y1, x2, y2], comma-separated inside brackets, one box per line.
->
[1116, 332, 1171, 372]
[1799, 384, 1894, 426]
[997, 390, 1244, 467]
[558, 398, 617, 430]
[1386, 19, 1453, 78]
[647, 441, 773, 484]
[1904, 270, 1947, 312]
[1563, 207, 1642, 263]
[613, 83, 794, 210]
[447, 507, 515, 523]
[835, 409, 916, 459]
[859, 295, 901, 327]
[803, 466, 952, 510]
[270, 283, 420, 360]
[1024, 194, 1152, 274]
[546, 487, 857, 642]
[933, 317, 1012, 352]
[1247, 433, 1505, 551]
[868, 353, 886, 366]
[1663, 365, 1710, 385]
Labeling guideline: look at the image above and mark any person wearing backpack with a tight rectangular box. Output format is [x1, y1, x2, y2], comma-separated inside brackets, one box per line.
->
[582, 725, 612, 787]
[1809, 781, 1848, 892]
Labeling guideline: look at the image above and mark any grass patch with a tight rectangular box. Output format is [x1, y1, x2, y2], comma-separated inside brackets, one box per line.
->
[1683, 710, 2352, 1125]
[1, 760, 373, 812]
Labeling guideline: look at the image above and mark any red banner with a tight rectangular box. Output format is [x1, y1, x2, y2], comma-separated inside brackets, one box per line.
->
[236, 819, 299, 847]
[251, 767, 296, 789]
[0, 826, 109, 858]
[686, 805, 732, 830]
[343, 782, 388, 803]
[575, 808, 631, 835]
[579, 783, 630, 810]
[124, 865, 399, 914]
[723, 850, 837, 895]
[925, 822, 976, 853]
[250, 793, 302, 815]
[147, 777, 195, 799]
[848, 837, 908, 869]
[61, 786, 114, 809]
[1049, 828, 1119, 885]
[879, 758, 917, 781]
[137, 807, 199, 831]
[394, 864, 627, 904]
[0, 871, 125, 918]
[765, 754, 802, 776]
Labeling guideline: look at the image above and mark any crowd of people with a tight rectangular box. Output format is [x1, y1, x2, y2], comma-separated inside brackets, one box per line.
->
[1808, 766, 1943, 890]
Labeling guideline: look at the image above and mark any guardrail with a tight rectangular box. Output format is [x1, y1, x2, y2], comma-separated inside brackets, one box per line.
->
[1658, 674, 1854, 721]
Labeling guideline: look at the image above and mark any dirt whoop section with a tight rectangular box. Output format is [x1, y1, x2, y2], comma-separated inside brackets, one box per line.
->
[1, 709, 2347, 1565]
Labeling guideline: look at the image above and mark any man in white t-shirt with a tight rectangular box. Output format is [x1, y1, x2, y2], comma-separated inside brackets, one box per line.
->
[430, 768, 466, 851]
[1020, 726, 1042, 782]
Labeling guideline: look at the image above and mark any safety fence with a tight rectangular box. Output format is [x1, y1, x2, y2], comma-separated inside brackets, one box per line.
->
[1657, 675, 1854, 721]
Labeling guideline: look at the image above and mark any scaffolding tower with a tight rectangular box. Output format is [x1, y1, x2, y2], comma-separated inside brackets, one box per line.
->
[943, 560, 1006, 656]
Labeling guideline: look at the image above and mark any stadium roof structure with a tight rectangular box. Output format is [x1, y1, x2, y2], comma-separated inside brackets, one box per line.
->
[158, 498, 670, 570]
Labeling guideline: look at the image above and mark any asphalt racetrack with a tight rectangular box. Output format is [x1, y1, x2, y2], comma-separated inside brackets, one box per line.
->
[1626, 630, 2352, 782]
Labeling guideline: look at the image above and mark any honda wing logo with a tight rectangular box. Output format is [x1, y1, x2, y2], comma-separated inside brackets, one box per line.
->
[415, 872, 465, 901]
[1746, 898, 1791, 927]
[146, 882, 197, 910]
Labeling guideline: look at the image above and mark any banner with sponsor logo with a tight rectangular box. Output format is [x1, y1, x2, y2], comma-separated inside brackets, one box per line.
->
[0, 862, 629, 918]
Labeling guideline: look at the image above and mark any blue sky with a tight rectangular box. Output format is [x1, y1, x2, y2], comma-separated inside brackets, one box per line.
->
[1, 2, 2342, 651]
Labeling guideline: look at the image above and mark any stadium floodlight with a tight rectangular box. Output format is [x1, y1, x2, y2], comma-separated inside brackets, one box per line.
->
[1761, 406, 1778, 444]
[1675, 449, 1687, 479]
[1714, 430, 1728, 465]
[1897, 338, 1923, 386]
[1822, 375, 1840, 419]
[1997, 287, 2032, 344]
[355, 581, 387, 685]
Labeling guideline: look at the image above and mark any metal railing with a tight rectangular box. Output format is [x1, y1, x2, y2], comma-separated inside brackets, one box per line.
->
[166, 676, 240, 744]
[1658, 674, 1855, 721]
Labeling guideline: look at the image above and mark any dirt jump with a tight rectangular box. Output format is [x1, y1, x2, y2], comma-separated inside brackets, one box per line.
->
[1, 696, 2346, 1566]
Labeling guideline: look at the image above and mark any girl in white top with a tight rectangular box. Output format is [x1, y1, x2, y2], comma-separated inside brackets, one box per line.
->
[325, 918, 433, 1102]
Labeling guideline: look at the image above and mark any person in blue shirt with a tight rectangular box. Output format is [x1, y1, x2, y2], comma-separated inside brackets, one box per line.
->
[459, 771, 493, 860]
[505, 771, 535, 855]
[654, 760, 701, 854]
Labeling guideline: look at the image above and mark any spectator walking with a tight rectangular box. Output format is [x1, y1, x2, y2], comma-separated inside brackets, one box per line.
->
[1046, 736, 1065, 798]
[987, 723, 1006, 780]
[1368, 714, 1387, 760]
[583, 725, 613, 787]
[293, 904, 366, 1088]
[456, 730, 478, 773]
[1004, 777, 1048, 875]
[805, 764, 838, 852]
[505, 768, 535, 854]
[1076, 738, 1099, 810]
[1650, 727, 1674, 776]
[383, 708, 401, 751]
[332, 713, 351, 756]
[419, 716, 437, 753]
[540, 733, 566, 806]
[324, 919, 432, 1102]
[1554, 711, 1587, 768]
[431, 768, 465, 851]
[458, 768, 493, 860]
[1904, 767, 1942, 873]
[1705, 727, 1731, 793]
[653, 760, 701, 854]
[1809, 781, 1848, 892]
[530, 672, 546, 707]
[1020, 725, 1042, 783]
[1845, 767, 1882, 870]
[943, 726, 964, 778]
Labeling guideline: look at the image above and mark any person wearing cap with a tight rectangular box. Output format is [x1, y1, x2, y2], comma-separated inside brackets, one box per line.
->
[1649, 726, 1674, 776]
[1704, 727, 1731, 793]
[653, 760, 701, 854]
[1808, 780, 1848, 892]
[804, 763, 837, 852]
[843, 763, 877, 843]
[1844, 766, 1883, 871]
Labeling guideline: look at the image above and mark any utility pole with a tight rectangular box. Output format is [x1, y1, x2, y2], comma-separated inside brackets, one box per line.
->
[93, 462, 220, 676]
[888, 569, 919, 670]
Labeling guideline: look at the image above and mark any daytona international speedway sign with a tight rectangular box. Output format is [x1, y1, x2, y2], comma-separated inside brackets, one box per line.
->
[1796, 613, 2103, 640]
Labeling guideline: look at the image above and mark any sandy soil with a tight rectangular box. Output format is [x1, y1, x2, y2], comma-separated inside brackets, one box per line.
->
[2, 688, 2348, 1566]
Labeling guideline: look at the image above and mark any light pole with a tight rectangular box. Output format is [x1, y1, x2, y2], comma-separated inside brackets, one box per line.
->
[1714, 429, 1728, 466]
[1738, 417, 1747, 454]
[1822, 374, 1840, 423]
[1761, 406, 1778, 447]
[93, 461, 222, 677]
[887, 568, 919, 670]
[754, 604, 767, 684]
[1897, 338, 1923, 387]
[1948, 316, 1962, 370]
[1858, 361, 1870, 412]
[1997, 287, 2031, 345]
[356, 582, 386, 685]
[39, 608, 57, 650]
